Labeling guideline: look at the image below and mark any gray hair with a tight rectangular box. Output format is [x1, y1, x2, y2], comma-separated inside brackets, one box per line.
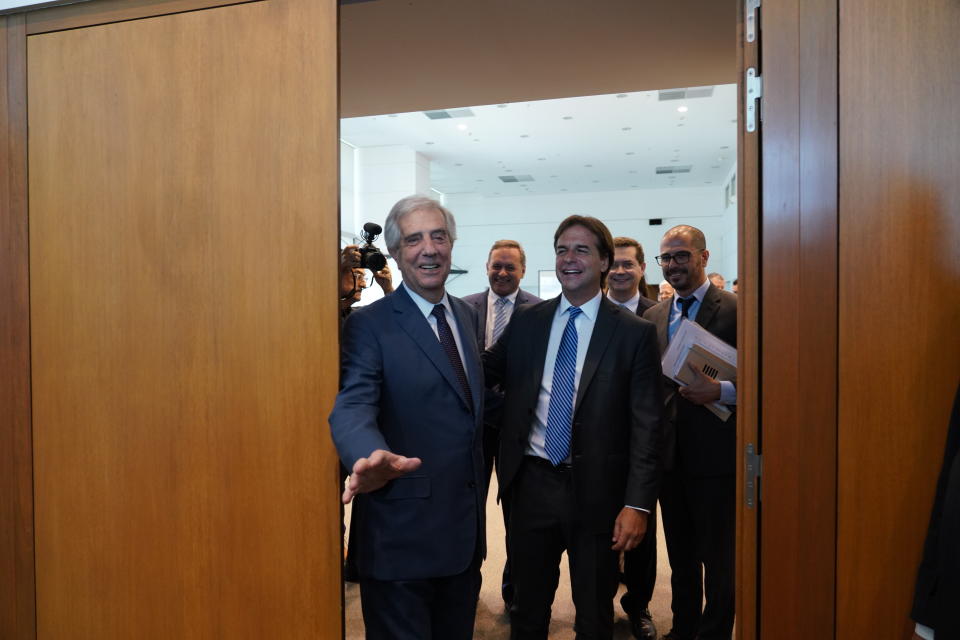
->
[383, 195, 457, 256]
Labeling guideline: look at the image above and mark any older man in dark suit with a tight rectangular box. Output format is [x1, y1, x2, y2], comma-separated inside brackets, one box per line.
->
[484, 216, 663, 639]
[330, 195, 486, 640]
[643, 225, 737, 640]
[463, 239, 542, 608]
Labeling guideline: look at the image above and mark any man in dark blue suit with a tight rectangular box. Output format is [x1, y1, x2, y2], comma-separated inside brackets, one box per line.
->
[463, 239, 542, 608]
[330, 195, 486, 640]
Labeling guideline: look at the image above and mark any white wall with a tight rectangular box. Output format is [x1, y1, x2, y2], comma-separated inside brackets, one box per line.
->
[443, 186, 730, 298]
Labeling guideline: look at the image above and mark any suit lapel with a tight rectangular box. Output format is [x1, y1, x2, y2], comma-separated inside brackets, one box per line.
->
[392, 286, 472, 411]
[474, 290, 488, 343]
[451, 296, 484, 415]
[528, 297, 560, 395]
[654, 299, 670, 355]
[575, 298, 619, 411]
[693, 284, 721, 330]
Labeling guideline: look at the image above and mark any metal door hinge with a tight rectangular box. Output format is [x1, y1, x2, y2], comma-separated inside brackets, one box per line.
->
[746, 0, 761, 43]
[745, 443, 762, 508]
[745, 68, 763, 133]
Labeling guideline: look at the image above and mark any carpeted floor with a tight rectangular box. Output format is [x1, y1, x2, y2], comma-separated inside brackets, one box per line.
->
[344, 475, 675, 638]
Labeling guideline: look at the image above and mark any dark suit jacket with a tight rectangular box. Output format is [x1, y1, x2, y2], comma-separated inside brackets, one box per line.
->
[643, 284, 737, 476]
[329, 284, 486, 581]
[912, 385, 960, 638]
[462, 287, 543, 347]
[483, 296, 663, 532]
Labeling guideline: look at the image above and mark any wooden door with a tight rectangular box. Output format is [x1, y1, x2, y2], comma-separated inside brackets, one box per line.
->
[836, 0, 960, 637]
[3, 0, 342, 637]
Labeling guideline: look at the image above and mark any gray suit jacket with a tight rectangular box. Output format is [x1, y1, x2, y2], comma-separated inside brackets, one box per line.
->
[643, 283, 737, 475]
[462, 287, 542, 348]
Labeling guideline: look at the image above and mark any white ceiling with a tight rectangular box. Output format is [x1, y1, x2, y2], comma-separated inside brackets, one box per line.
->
[340, 84, 738, 198]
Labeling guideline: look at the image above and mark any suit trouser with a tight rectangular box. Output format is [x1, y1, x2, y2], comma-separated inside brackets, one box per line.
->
[659, 470, 735, 640]
[508, 456, 620, 640]
[621, 507, 658, 618]
[358, 556, 481, 640]
[484, 422, 513, 599]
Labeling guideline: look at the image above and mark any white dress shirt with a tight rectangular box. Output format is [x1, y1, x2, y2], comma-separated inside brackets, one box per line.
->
[607, 291, 641, 314]
[526, 291, 601, 460]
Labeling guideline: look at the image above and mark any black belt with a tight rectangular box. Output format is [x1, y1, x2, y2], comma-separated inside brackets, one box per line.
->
[524, 455, 572, 473]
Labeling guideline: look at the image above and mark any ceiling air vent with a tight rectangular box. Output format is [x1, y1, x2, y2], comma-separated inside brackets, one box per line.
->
[423, 108, 476, 120]
[655, 166, 693, 174]
[658, 86, 715, 101]
[498, 175, 535, 183]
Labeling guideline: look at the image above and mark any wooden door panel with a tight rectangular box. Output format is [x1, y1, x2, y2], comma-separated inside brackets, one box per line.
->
[27, 1, 340, 637]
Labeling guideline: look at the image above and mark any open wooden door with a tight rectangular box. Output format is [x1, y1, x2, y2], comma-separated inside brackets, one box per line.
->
[2, 1, 342, 637]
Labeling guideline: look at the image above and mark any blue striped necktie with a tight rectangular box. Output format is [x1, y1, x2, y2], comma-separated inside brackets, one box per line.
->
[544, 306, 582, 465]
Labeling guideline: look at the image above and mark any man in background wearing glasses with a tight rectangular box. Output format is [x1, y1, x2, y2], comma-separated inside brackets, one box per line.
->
[643, 225, 738, 640]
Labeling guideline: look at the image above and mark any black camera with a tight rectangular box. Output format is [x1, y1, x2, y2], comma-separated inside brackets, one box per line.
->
[358, 222, 387, 272]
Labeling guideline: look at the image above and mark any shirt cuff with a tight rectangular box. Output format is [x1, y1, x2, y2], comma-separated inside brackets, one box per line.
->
[719, 380, 737, 406]
[915, 623, 934, 640]
[625, 505, 651, 513]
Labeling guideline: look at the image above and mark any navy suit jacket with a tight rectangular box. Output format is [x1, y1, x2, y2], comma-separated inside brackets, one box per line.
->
[462, 287, 542, 347]
[329, 284, 486, 581]
[643, 283, 737, 475]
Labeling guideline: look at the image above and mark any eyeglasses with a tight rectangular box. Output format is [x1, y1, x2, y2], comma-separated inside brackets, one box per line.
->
[655, 250, 697, 266]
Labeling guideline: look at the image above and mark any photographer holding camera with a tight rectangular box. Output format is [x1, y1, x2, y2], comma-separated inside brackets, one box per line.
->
[340, 223, 394, 318]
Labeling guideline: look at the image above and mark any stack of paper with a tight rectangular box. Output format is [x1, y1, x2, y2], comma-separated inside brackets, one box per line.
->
[661, 318, 738, 421]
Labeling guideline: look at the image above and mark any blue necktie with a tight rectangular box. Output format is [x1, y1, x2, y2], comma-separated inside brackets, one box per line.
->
[544, 306, 582, 465]
[432, 304, 473, 409]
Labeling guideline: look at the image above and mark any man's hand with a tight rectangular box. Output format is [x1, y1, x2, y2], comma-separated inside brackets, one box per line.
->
[342, 449, 422, 504]
[678, 362, 722, 405]
[611, 507, 648, 551]
[373, 264, 394, 294]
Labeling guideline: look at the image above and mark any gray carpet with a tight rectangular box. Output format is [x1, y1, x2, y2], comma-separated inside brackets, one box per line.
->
[344, 475, 674, 638]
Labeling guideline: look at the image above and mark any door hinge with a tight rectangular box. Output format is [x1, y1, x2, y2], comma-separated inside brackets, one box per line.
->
[745, 443, 762, 508]
[745, 67, 763, 133]
[746, 0, 761, 43]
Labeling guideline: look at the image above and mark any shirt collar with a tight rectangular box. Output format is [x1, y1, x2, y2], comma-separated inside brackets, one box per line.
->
[487, 287, 519, 306]
[671, 278, 711, 313]
[607, 290, 640, 312]
[559, 290, 602, 321]
[403, 284, 451, 319]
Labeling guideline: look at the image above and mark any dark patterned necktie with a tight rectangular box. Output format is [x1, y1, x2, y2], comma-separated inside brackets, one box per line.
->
[432, 304, 473, 409]
[679, 296, 696, 319]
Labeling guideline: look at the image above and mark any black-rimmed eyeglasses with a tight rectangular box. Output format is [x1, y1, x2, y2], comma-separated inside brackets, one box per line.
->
[655, 250, 697, 266]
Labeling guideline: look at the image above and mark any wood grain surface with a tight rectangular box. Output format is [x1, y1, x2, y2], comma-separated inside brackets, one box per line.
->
[837, 0, 960, 637]
[27, 0, 341, 637]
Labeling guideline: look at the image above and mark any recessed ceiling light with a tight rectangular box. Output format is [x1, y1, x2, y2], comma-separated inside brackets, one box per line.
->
[494, 192, 500, 195]
[677, 124, 684, 127]
[561, 188, 568, 192]
[457, 124, 468, 131]
[520, 134, 529, 138]
[497, 104, 508, 108]
[677, 106, 689, 113]
[730, 119, 737, 123]
[388, 114, 398, 118]
[425, 141, 434, 145]
[455, 163, 463, 167]
[626, 152, 635, 156]
[538, 157, 546, 161]
[720, 145, 730, 150]
[549, 175, 558, 178]
[562, 116, 573, 120]
[474, 139, 480, 142]
[476, 179, 484, 182]
[592, 180, 600, 183]
[628, 170, 637, 174]
[505, 169, 513, 173]
[705, 181, 713, 184]
[616, 94, 628, 98]
[711, 165, 721, 169]
[622, 127, 632, 131]
[631, 185, 638, 188]
[584, 164, 593, 168]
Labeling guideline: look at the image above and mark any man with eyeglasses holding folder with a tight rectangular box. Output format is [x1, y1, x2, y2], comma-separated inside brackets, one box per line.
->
[643, 225, 738, 640]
